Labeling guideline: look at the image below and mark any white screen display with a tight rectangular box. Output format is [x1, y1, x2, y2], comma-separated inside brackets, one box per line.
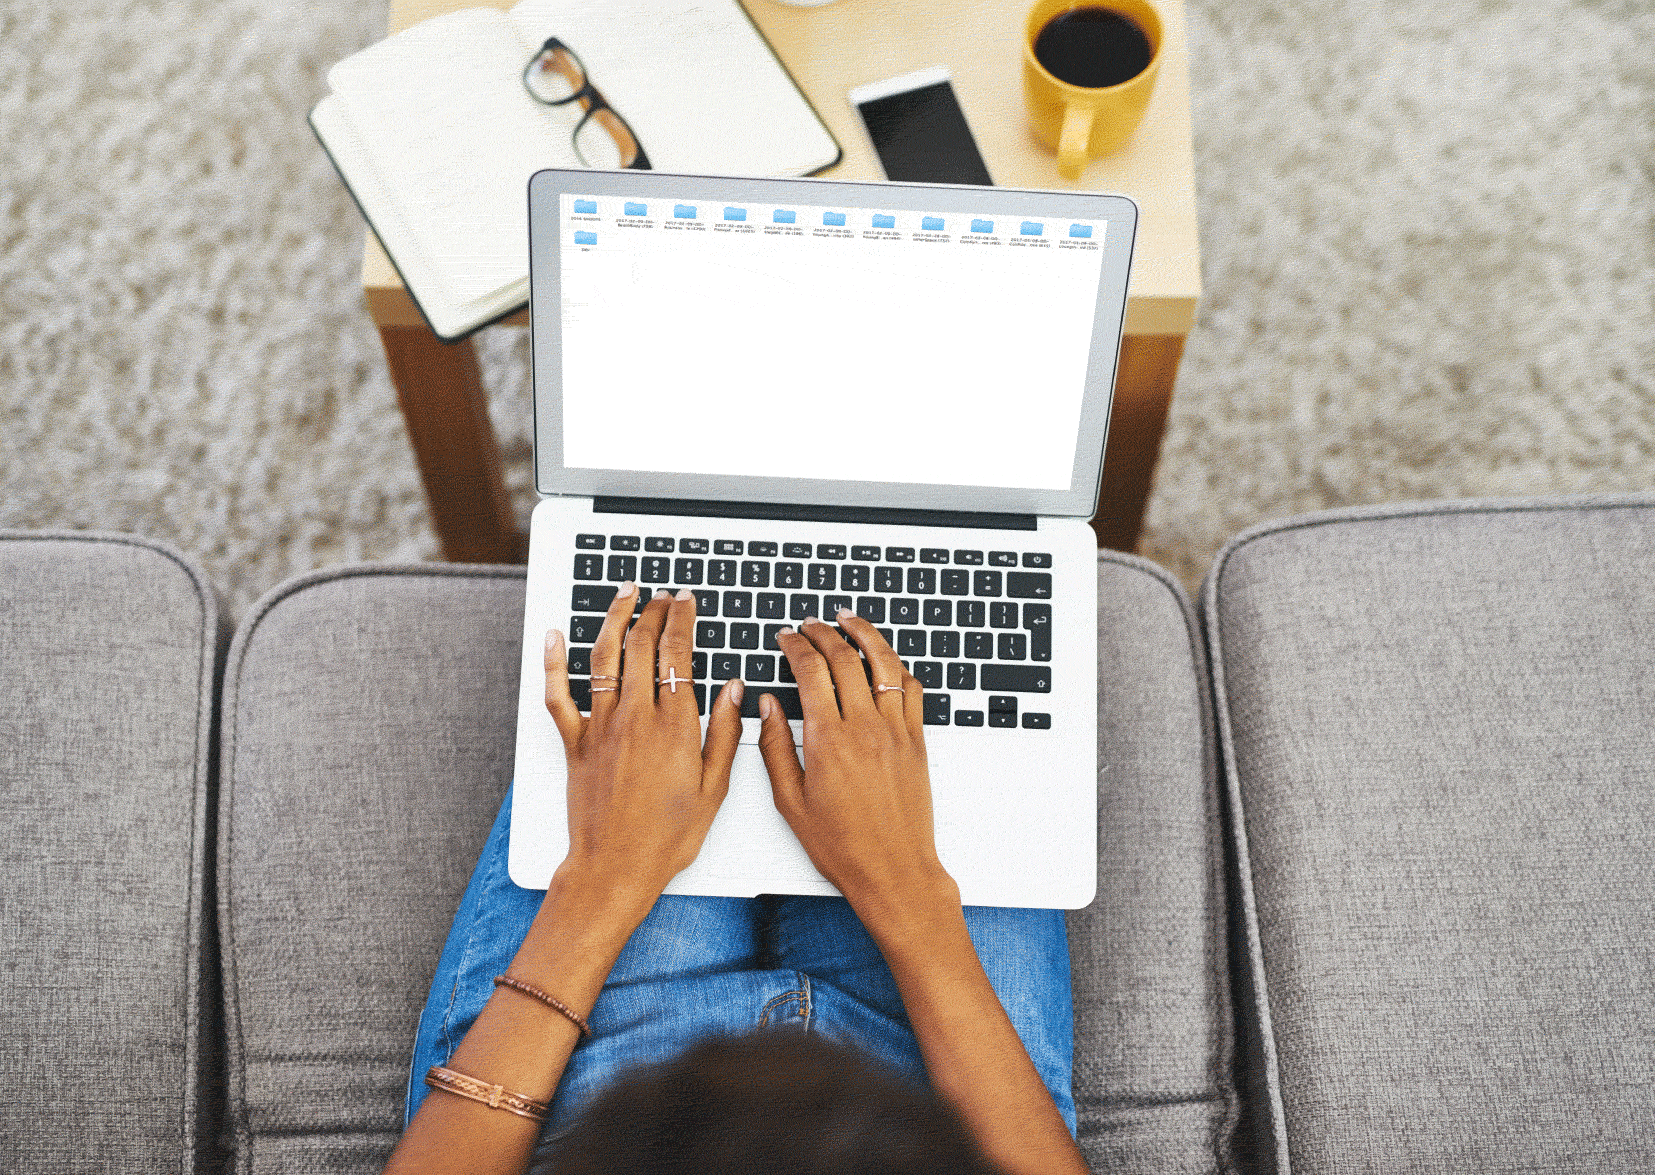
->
[558, 194, 1106, 491]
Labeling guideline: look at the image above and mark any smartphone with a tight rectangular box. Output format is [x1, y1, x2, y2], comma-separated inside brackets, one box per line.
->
[848, 66, 994, 186]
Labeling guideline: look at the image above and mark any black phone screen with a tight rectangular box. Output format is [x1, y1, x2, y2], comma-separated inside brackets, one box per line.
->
[855, 80, 994, 187]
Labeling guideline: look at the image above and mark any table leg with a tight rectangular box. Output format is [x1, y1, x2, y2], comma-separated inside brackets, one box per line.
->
[1089, 333, 1185, 553]
[376, 325, 526, 564]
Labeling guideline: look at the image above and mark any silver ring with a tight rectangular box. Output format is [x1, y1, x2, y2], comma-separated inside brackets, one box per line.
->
[655, 667, 689, 694]
[875, 684, 905, 695]
[588, 685, 618, 693]
[590, 674, 619, 682]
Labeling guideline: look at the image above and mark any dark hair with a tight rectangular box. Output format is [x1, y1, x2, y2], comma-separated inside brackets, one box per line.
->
[546, 1029, 1006, 1175]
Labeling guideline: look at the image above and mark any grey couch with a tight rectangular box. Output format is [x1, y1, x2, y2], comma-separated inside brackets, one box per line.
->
[4, 494, 1651, 1175]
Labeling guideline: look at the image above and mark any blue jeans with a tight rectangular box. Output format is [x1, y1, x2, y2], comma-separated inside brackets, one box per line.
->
[404, 786, 1076, 1150]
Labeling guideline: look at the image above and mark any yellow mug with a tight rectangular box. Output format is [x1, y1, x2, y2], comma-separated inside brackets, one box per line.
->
[1023, 0, 1163, 178]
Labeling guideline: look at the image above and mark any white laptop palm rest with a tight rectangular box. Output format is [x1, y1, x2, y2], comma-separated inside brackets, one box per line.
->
[510, 169, 1137, 909]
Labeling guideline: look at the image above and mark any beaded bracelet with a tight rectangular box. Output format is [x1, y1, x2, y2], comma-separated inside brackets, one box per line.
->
[424, 1065, 549, 1122]
[494, 974, 593, 1038]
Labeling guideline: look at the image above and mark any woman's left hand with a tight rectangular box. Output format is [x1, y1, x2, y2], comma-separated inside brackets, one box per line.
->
[543, 583, 744, 905]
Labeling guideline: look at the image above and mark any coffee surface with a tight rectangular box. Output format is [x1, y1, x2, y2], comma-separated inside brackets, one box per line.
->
[1034, 8, 1153, 88]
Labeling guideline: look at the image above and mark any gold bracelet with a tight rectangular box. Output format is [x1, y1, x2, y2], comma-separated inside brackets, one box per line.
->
[494, 974, 593, 1038]
[424, 1065, 549, 1121]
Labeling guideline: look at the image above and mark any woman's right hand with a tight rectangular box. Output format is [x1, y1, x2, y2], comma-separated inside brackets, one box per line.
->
[756, 610, 959, 919]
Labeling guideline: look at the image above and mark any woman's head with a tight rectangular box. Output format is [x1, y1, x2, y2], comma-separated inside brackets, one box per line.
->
[546, 1028, 1006, 1175]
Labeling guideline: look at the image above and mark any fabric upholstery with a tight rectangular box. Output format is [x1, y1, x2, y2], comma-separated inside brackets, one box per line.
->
[1205, 495, 1655, 1175]
[0, 531, 226, 1175]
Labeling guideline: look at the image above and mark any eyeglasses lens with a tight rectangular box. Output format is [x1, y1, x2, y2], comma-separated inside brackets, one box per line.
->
[526, 46, 583, 103]
[573, 108, 640, 170]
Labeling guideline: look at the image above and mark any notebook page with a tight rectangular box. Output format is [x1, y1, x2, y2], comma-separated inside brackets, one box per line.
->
[505, 0, 838, 177]
[328, 9, 582, 311]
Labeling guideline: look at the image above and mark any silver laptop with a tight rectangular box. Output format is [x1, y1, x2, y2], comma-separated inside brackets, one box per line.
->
[510, 169, 1136, 909]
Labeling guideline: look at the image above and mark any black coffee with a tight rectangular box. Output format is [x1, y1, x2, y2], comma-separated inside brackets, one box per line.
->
[1034, 8, 1153, 88]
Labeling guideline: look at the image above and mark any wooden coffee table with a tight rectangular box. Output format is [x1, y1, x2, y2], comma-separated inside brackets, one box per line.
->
[363, 0, 1200, 562]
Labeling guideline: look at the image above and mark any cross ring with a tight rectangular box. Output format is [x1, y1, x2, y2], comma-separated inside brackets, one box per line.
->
[656, 667, 688, 694]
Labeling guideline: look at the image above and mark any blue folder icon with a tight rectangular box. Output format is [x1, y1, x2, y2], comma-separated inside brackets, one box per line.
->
[773, 209, 796, 224]
[921, 216, 944, 231]
[970, 219, 993, 234]
[1068, 223, 1092, 238]
[674, 204, 697, 219]
[573, 231, 597, 245]
[1020, 221, 1043, 236]
[724, 207, 746, 221]
[624, 202, 647, 217]
[823, 211, 846, 226]
[872, 214, 895, 229]
[573, 199, 597, 214]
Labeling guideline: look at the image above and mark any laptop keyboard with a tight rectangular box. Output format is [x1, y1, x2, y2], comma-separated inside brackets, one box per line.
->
[563, 532, 1054, 730]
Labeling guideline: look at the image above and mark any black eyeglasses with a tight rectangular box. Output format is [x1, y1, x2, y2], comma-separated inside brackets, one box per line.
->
[522, 38, 651, 171]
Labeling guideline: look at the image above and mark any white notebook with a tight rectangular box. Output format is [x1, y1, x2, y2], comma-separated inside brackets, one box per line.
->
[310, 0, 840, 340]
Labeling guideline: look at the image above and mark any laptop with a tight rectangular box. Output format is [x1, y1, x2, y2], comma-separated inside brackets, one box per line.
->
[510, 168, 1136, 909]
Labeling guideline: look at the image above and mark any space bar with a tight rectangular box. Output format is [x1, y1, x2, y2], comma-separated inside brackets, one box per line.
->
[978, 665, 1051, 692]
[742, 686, 802, 720]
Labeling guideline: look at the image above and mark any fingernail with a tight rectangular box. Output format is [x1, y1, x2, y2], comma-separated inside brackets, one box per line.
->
[546, 627, 564, 653]
[836, 607, 853, 620]
[675, 587, 694, 601]
[617, 581, 637, 598]
[777, 625, 795, 636]
[802, 613, 822, 626]
[760, 694, 773, 719]
[728, 679, 745, 706]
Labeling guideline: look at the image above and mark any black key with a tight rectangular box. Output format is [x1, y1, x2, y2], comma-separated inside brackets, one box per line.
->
[998, 632, 1028, 661]
[906, 568, 936, 595]
[914, 660, 944, 690]
[1022, 712, 1051, 729]
[645, 536, 674, 552]
[988, 695, 1017, 713]
[930, 631, 960, 659]
[570, 678, 592, 710]
[749, 541, 778, 557]
[783, 542, 812, 558]
[1022, 552, 1053, 568]
[923, 600, 952, 626]
[953, 549, 984, 565]
[947, 662, 976, 691]
[756, 592, 785, 619]
[890, 598, 920, 625]
[816, 544, 846, 560]
[707, 559, 737, 586]
[923, 693, 951, 725]
[808, 563, 837, 591]
[696, 620, 726, 648]
[856, 596, 887, 624]
[779, 657, 795, 683]
[1024, 603, 1052, 661]
[941, 569, 970, 596]
[712, 652, 741, 679]
[607, 554, 637, 582]
[991, 601, 1018, 628]
[692, 652, 708, 679]
[965, 632, 994, 659]
[920, 548, 949, 564]
[745, 654, 776, 682]
[776, 562, 804, 588]
[576, 533, 605, 549]
[874, 566, 903, 593]
[567, 646, 592, 675]
[763, 624, 787, 651]
[988, 550, 1018, 566]
[790, 594, 820, 621]
[611, 535, 640, 551]
[957, 601, 985, 627]
[876, 628, 893, 645]
[634, 589, 651, 610]
[852, 545, 881, 561]
[1006, 572, 1052, 599]
[693, 683, 707, 714]
[955, 710, 984, 727]
[825, 595, 853, 617]
[714, 539, 743, 555]
[740, 560, 770, 588]
[897, 629, 927, 657]
[572, 584, 618, 612]
[840, 565, 870, 592]
[694, 590, 719, 617]
[569, 615, 604, 643]
[730, 623, 760, 650]
[641, 556, 671, 583]
[979, 665, 1050, 692]
[722, 591, 752, 618]
[573, 553, 603, 580]
[886, 546, 915, 563]
[680, 538, 710, 554]
[989, 710, 1017, 728]
[741, 686, 802, 720]
[674, 558, 704, 585]
[973, 570, 1002, 597]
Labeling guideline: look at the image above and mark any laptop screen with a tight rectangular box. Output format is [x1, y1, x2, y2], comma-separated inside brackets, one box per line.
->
[530, 171, 1136, 518]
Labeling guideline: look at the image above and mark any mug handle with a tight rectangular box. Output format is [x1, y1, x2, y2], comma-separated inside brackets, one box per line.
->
[1058, 103, 1094, 179]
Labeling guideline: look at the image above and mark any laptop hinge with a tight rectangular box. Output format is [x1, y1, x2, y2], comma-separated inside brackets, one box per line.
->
[591, 497, 1038, 531]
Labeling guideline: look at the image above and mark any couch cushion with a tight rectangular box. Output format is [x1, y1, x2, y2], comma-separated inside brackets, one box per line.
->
[219, 556, 1231, 1174]
[0, 531, 225, 1175]
[1205, 496, 1655, 1174]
